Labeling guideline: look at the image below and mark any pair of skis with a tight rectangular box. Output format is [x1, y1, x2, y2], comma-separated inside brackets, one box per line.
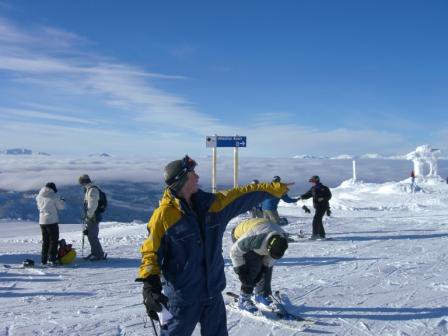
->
[226, 291, 314, 331]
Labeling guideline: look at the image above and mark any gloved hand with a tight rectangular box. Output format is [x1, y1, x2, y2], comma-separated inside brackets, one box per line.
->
[234, 264, 251, 285]
[326, 208, 332, 217]
[82, 229, 88, 235]
[302, 205, 311, 214]
[142, 275, 168, 321]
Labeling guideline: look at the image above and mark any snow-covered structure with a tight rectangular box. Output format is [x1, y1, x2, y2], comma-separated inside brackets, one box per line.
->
[406, 145, 441, 177]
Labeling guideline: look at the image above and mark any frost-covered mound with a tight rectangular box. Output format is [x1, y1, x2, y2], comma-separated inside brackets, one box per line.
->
[330, 177, 448, 213]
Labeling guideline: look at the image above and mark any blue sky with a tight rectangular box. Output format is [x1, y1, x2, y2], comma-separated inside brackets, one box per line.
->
[0, 0, 447, 157]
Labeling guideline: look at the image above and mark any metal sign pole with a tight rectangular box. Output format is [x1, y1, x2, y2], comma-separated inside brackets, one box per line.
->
[212, 147, 217, 193]
[206, 134, 246, 193]
[234, 146, 238, 188]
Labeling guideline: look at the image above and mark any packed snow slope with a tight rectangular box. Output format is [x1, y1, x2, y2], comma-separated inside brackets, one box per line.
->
[1, 177, 448, 335]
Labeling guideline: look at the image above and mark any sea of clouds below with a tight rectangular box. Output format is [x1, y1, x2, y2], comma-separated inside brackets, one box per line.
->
[1, 155, 447, 191]
[1, 155, 447, 223]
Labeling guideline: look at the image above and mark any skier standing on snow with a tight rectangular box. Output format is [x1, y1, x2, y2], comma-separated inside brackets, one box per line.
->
[36, 182, 65, 266]
[261, 176, 299, 225]
[136, 155, 292, 336]
[79, 174, 106, 261]
[298, 175, 332, 240]
[230, 218, 288, 312]
[249, 179, 264, 219]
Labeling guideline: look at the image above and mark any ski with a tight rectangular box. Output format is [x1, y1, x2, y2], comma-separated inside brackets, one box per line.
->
[273, 290, 313, 322]
[3, 263, 77, 269]
[225, 292, 314, 331]
[3, 264, 45, 270]
[83, 252, 108, 261]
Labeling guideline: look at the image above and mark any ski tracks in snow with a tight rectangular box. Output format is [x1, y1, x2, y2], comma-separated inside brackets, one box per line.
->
[1, 207, 448, 335]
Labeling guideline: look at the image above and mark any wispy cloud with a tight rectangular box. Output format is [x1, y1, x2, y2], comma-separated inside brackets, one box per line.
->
[0, 107, 97, 125]
[0, 16, 414, 157]
[0, 18, 208, 134]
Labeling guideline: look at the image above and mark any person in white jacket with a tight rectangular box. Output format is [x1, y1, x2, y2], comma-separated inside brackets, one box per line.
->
[36, 182, 65, 265]
[79, 174, 106, 261]
[230, 218, 288, 312]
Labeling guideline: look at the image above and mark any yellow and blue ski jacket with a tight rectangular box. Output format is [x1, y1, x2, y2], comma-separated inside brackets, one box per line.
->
[137, 182, 288, 305]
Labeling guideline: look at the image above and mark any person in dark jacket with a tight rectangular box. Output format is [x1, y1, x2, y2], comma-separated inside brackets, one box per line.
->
[261, 176, 299, 225]
[299, 175, 332, 239]
[136, 155, 292, 336]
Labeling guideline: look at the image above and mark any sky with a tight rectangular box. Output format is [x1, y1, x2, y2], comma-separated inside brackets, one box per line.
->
[0, 0, 447, 157]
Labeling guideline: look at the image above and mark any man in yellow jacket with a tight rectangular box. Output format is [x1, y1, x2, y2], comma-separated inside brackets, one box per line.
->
[136, 155, 292, 336]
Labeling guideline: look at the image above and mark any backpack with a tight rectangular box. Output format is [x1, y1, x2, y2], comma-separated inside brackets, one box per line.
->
[89, 186, 108, 213]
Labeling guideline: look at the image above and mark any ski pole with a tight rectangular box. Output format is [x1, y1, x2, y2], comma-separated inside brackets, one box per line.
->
[81, 232, 85, 257]
[150, 318, 159, 336]
[81, 219, 85, 257]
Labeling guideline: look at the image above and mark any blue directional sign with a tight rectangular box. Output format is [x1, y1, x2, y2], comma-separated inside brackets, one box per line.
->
[206, 136, 247, 148]
[217, 136, 246, 147]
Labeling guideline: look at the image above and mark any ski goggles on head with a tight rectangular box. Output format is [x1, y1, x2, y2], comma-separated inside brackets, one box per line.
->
[166, 155, 197, 186]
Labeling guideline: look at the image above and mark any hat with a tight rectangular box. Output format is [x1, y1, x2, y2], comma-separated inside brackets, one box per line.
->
[251, 179, 260, 184]
[272, 176, 281, 183]
[164, 155, 197, 193]
[267, 235, 288, 259]
[309, 175, 320, 183]
[45, 182, 57, 193]
[78, 174, 91, 185]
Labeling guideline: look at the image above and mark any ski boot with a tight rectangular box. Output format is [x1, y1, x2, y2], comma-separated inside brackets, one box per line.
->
[254, 294, 274, 308]
[238, 293, 257, 313]
[88, 252, 108, 261]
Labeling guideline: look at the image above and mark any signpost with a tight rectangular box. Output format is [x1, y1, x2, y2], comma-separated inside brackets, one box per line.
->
[206, 135, 247, 192]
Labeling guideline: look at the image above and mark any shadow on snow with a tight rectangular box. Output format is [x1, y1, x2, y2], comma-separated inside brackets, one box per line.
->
[281, 296, 448, 321]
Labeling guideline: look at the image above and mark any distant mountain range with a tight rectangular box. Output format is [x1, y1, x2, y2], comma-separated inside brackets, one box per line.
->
[0, 148, 50, 156]
[0, 149, 113, 158]
[89, 153, 112, 157]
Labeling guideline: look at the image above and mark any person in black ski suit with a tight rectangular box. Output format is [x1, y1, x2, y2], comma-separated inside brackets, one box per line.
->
[298, 175, 332, 239]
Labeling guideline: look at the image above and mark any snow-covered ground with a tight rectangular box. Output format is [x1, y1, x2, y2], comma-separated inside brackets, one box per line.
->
[1, 177, 448, 335]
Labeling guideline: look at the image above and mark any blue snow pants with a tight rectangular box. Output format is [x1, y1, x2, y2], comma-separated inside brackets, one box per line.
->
[160, 294, 228, 336]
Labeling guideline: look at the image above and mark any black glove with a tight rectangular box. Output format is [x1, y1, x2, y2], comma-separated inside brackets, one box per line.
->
[142, 275, 168, 321]
[82, 229, 88, 235]
[326, 208, 332, 217]
[302, 205, 311, 214]
[234, 264, 251, 285]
